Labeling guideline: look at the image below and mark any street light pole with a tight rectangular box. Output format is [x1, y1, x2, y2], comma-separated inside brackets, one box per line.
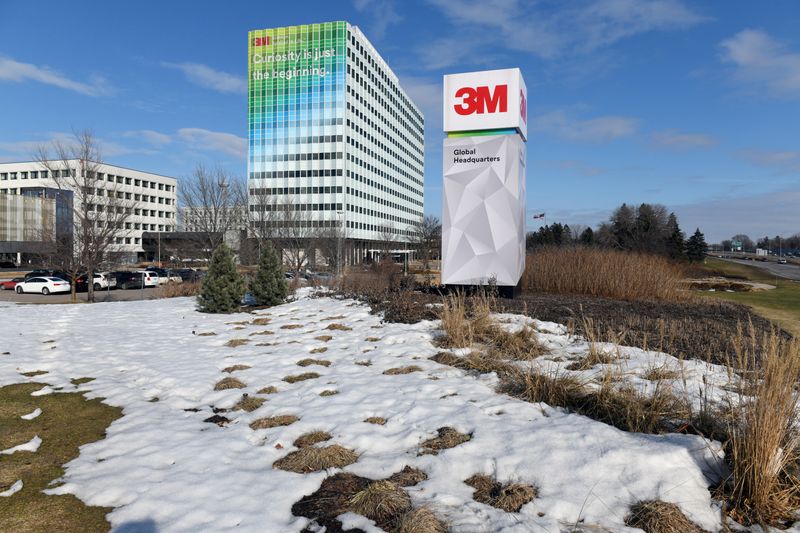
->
[336, 210, 344, 277]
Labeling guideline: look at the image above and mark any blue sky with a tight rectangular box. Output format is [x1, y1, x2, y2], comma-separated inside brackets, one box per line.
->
[1, 0, 798, 242]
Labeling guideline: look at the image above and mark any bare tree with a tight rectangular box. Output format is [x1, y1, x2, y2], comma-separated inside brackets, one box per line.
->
[312, 217, 348, 274]
[409, 216, 441, 284]
[179, 164, 246, 260]
[249, 191, 315, 274]
[34, 129, 132, 302]
[377, 223, 398, 263]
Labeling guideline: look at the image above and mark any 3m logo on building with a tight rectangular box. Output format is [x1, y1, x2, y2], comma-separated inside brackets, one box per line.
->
[453, 85, 508, 116]
[253, 36, 271, 46]
[444, 68, 527, 141]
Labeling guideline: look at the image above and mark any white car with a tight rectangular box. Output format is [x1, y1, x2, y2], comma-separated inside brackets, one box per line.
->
[15, 276, 71, 295]
[136, 271, 159, 288]
[92, 272, 117, 290]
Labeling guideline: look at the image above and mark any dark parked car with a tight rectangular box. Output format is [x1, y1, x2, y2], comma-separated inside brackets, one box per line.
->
[174, 268, 204, 282]
[114, 271, 146, 290]
[0, 261, 17, 268]
[24, 269, 72, 282]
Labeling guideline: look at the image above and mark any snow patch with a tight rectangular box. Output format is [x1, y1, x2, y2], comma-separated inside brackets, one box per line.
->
[20, 407, 42, 420]
[0, 480, 23, 497]
[1, 435, 42, 455]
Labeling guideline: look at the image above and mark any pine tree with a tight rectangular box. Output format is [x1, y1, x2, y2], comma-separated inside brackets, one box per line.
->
[666, 213, 687, 261]
[197, 243, 245, 313]
[580, 227, 594, 246]
[249, 242, 287, 307]
[686, 228, 708, 262]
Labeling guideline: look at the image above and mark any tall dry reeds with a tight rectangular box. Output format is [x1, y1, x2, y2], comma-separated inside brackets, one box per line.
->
[522, 247, 688, 301]
[725, 327, 800, 525]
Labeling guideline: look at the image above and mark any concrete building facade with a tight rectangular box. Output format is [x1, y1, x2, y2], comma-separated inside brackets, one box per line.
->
[0, 161, 177, 262]
[247, 21, 424, 263]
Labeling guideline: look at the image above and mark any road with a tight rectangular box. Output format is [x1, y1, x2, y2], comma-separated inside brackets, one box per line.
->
[0, 286, 162, 304]
[718, 257, 800, 281]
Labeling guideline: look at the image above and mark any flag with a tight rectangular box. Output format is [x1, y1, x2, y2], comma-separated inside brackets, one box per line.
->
[532, 213, 545, 219]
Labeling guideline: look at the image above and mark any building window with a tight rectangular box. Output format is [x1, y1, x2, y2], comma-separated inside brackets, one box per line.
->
[21, 172, 27, 179]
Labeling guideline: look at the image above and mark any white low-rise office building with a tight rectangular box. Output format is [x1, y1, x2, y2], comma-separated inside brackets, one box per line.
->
[0, 160, 177, 262]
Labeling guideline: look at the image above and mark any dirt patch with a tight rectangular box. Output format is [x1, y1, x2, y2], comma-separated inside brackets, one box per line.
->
[233, 394, 265, 412]
[297, 358, 331, 367]
[292, 472, 371, 532]
[326, 323, 352, 331]
[222, 364, 251, 373]
[274, 444, 358, 473]
[388, 466, 428, 487]
[355, 360, 372, 367]
[281, 324, 304, 330]
[319, 390, 338, 397]
[364, 417, 387, 425]
[625, 500, 708, 533]
[465, 474, 537, 513]
[19, 370, 48, 377]
[197, 331, 217, 336]
[249, 415, 298, 430]
[293, 431, 332, 448]
[314, 335, 333, 342]
[70, 377, 95, 386]
[420, 427, 472, 455]
[249, 330, 274, 336]
[309, 347, 328, 354]
[204, 414, 230, 426]
[225, 338, 249, 348]
[284, 372, 321, 383]
[214, 377, 246, 390]
[383, 365, 422, 375]
[0, 382, 122, 532]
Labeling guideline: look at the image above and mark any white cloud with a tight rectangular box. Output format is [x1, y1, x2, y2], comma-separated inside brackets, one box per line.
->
[177, 128, 247, 159]
[353, 0, 403, 40]
[674, 188, 800, 243]
[531, 110, 639, 142]
[123, 130, 173, 147]
[422, 0, 707, 68]
[0, 56, 112, 97]
[161, 62, 246, 94]
[0, 132, 147, 160]
[546, 159, 607, 177]
[652, 129, 717, 148]
[738, 149, 800, 175]
[720, 29, 800, 98]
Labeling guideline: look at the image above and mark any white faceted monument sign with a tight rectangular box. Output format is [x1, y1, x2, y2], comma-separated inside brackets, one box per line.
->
[441, 134, 526, 286]
[442, 68, 528, 290]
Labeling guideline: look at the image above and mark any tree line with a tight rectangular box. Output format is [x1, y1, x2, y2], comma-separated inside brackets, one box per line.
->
[526, 203, 708, 262]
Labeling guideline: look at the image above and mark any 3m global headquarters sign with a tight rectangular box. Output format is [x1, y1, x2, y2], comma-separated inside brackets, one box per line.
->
[441, 68, 528, 289]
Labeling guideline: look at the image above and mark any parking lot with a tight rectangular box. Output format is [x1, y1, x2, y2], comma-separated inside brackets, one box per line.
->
[0, 285, 162, 304]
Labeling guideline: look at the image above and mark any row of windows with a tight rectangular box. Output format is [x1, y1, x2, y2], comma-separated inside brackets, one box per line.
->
[260, 151, 343, 162]
[345, 202, 417, 228]
[250, 169, 344, 179]
[88, 204, 173, 219]
[252, 217, 412, 237]
[348, 32, 423, 134]
[250, 202, 344, 213]
[250, 134, 343, 145]
[249, 117, 343, 129]
[92, 189, 174, 205]
[348, 170, 422, 208]
[0, 169, 175, 193]
[346, 127, 423, 190]
[346, 220, 412, 237]
[347, 152, 422, 199]
[250, 186, 343, 195]
[346, 186, 421, 218]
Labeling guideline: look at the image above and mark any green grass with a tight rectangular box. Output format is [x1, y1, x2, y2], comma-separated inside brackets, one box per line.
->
[700, 258, 800, 336]
[0, 382, 122, 533]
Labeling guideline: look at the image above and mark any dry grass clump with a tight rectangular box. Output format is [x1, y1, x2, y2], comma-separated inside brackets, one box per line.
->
[250, 317, 271, 326]
[642, 364, 681, 381]
[625, 500, 706, 533]
[225, 338, 249, 348]
[500, 367, 585, 408]
[364, 416, 387, 425]
[309, 346, 328, 354]
[349, 480, 411, 523]
[70, 377, 95, 386]
[297, 358, 331, 368]
[274, 444, 359, 473]
[483, 325, 545, 360]
[157, 280, 201, 298]
[319, 389, 338, 396]
[522, 247, 688, 301]
[365, 337, 381, 342]
[438, 292, 472, 348]
[383, 365, 423, 375]
[197, 331, 217, 336]
[257, 385, 278, 394]
[420, 427, 472, 455]
[326, 323, 352, 331]
[396, 507, 447, 533]
[279, 324, 302, 330]
[315, 335, 333, 342]
[249, 330, 274, 336]
[388, 466, 428, 487]
[355, 360, 372, 366]
[322, 315, 346, 321]
[465, 474, 537, 513]
[214, 377, 246, 390]
[249, 415, 299, 430]
[283, 372, 321, 383]
[293, 431, 332, 448]
[723, 329, 800, 525]
[21, 370, 48, 377]
[233, 394, 265, 412]
[222, 364, 251, 373]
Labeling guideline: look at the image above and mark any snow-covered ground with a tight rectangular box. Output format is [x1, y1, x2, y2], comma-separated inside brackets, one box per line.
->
[0, 292, 739, 532]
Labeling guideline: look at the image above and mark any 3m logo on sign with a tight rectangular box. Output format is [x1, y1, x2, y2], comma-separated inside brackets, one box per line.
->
[253, 36, 271, 47]
[444, 68, 527, 141]
[453, 85, 508, 116]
